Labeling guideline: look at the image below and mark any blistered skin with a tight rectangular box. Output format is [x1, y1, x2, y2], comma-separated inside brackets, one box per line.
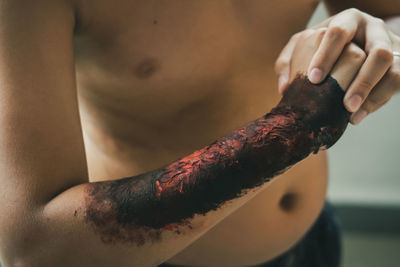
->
[85, 75, 350, 245]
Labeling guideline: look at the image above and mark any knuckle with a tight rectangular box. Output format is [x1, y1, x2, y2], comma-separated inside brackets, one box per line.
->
[345, 43, 367, 61]
[356, 79, 374, 92]
[327, 25, 347, 40]
[371, 45, 394, 63]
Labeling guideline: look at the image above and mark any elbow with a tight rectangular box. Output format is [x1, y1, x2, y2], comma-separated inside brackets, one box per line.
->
[0, 206, 47, 267]
[0, 184, 90, 266]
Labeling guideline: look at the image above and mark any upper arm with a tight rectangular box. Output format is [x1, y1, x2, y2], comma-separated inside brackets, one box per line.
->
[0, 0, 88, 203]
[0, 3, 211, 265]
[323, 0, 400, 18]
[0, 3, 202, 265]
[0, 0, 88, 254]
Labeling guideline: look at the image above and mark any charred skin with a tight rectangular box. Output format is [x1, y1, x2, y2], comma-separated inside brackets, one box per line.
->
[84, 75, 350, 245]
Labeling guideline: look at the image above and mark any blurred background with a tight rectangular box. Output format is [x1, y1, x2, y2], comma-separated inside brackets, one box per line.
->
[309, 3, 400, 267]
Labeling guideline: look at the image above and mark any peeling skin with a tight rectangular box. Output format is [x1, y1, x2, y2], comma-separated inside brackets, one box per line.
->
[84, 74, 350, 246]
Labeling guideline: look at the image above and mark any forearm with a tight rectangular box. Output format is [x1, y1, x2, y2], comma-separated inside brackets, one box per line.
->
[40, 75, 349, 266]
[84, 76, 348, 233]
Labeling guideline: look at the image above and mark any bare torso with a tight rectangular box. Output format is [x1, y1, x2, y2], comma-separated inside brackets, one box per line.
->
[73, 0, 328, 265]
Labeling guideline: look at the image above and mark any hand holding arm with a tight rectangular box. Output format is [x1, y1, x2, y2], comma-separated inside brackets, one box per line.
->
[275, 7, 400, 125]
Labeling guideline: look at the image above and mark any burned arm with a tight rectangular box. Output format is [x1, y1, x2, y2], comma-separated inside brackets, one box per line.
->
[84, 75, 350, 245]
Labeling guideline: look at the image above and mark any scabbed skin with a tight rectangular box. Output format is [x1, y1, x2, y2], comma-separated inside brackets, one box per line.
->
[84, 75, 350, 245]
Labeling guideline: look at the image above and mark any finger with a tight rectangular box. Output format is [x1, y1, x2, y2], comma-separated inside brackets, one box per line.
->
[307, 13, 361, 83]
[344, 20, 394, 113]
[289, 28, 327, 83]
[330, 43, 367, 89]
[351, 52, 400, 124]
[275, 33, 301, 93]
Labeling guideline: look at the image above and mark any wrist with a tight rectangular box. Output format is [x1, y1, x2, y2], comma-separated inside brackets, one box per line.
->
[276, 74, 350, 150]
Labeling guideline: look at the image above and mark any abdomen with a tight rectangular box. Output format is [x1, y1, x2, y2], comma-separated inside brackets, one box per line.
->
[167, 151, 328, 267]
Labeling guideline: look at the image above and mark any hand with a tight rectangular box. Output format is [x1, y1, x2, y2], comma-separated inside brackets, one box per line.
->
[275, 8, 400, 124]
[274, 28, 366, 149]
[277, 27, 366, 92]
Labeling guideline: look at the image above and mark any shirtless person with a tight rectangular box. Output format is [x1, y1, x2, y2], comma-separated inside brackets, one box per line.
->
[0, 0, 399, 266]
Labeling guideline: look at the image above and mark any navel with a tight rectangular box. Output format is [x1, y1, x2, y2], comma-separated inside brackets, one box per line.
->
[279, 192, 299, 212]
[135, 57, 159, 79]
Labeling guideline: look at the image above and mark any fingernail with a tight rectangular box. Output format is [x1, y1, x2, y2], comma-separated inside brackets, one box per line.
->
[309, 68, 323, 83]
[351, 109, 367, 125]
[278, 75, 288, 93]
[345, 94, 363, 112]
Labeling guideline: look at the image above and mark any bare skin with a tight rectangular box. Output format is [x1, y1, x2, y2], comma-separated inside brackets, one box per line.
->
[76, 1, 328, 265]
[76, 2, 327, 265]
[0, 0, 397, 266]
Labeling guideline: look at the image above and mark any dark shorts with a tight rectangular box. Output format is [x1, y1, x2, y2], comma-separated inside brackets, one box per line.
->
[159, 202, 342, 267]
